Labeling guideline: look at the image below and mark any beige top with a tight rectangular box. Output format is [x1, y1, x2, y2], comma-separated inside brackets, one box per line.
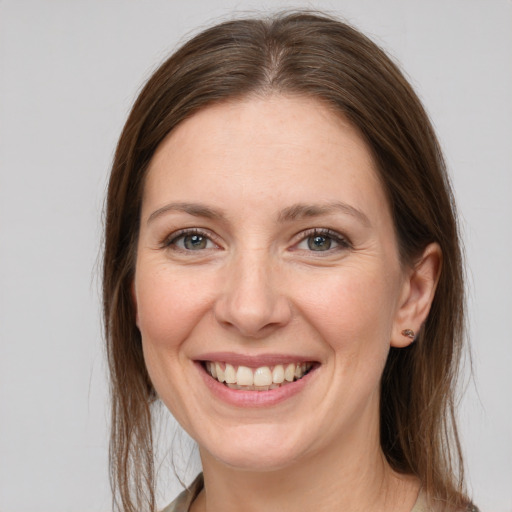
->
[161, 473, 478, 512]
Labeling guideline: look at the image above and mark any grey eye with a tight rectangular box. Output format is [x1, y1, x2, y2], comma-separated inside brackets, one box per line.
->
[183, 234, 208, 250]
[307, 235, 332, 251]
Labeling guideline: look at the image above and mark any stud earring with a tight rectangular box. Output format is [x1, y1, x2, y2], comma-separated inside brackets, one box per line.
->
[401, 329, 415, 340]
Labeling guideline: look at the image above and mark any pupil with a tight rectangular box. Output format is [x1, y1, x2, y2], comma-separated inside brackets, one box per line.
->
[185, 234, 206, 250]
[308, 235, 331, 251]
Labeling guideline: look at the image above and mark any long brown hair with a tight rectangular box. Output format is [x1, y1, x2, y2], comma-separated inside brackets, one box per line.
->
[103, 11, 468, 511]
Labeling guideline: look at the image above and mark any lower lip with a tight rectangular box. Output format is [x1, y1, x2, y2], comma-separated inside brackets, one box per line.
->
[195, 362, 318, 408]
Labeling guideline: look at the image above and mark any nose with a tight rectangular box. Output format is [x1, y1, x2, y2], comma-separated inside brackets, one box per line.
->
[213, 250, 292, 338]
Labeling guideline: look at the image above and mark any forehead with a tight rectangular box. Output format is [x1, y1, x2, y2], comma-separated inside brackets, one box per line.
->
[143, 94, 389, 225]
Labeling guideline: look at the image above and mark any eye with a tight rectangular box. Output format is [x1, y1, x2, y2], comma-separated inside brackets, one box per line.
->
[179, 233, 210, 250]
[163, 229, 217, 251]
[307, 234, 333, 251]
[295, 229, 350, 252]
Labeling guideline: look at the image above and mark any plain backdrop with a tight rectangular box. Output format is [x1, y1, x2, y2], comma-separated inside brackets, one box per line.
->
[0, 1, 511, 511]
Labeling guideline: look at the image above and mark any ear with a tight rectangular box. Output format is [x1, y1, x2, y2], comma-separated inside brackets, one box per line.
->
[131, 279, 140, 328]
[391, 243, 442, 348]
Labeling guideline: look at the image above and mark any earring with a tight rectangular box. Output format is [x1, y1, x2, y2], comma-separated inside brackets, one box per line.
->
[401, 329, 415, 340]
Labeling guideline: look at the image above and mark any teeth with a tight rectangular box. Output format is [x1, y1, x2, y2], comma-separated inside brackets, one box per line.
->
[253, 366, 272, 386]
[215, 362, 225, 383]
[236, 366, 253, 386]
[226, 383, 272, 391]
[284, 363, 295, 382]
[225, 363, 236, 384]
[272, 365, 284, 384]
[205, 361, 312, 389]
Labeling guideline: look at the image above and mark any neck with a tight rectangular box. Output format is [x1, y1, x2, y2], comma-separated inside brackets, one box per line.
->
[191, 414, 420, 512]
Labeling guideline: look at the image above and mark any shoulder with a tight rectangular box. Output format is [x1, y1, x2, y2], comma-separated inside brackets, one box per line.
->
[411, 490, 480, 512]
[161, 474, 204, 512]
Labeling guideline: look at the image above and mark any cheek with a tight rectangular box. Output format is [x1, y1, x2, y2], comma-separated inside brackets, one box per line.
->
[291, 267, 399, 354]
[134, 264, 214, 351]
[134, 264, 216, 425]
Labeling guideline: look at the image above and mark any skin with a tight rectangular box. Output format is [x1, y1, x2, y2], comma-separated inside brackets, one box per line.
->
[133, 95, 441, 512]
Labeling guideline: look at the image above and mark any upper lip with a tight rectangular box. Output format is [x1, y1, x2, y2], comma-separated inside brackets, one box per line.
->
[195, 352, 318, 368]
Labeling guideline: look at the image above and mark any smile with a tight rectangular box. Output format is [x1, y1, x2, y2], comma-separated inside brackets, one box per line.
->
[203, 361, 313, 391]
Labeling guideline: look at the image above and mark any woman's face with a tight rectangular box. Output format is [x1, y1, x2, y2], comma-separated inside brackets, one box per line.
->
[134, 95, 413, 471]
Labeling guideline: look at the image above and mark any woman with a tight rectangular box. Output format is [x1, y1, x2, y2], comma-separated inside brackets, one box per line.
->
[103, 11, 476, 512]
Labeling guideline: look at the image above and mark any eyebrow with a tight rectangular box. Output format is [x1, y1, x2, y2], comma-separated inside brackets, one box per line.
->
[278, 202, 371, 226]
[147, 200, 371, 227]
[147, 202, 225, 224]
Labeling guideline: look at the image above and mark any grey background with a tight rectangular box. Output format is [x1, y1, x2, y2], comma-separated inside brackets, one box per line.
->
[1, 1, 511, 510]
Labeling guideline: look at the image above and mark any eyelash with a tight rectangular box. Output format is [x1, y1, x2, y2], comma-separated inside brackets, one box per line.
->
[161, 228, 219, 251]
[293, 228, 352, 253]
[160, 228, 351, 253]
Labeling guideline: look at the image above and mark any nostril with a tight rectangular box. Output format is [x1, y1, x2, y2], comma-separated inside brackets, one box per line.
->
[213, 293, 292, 338]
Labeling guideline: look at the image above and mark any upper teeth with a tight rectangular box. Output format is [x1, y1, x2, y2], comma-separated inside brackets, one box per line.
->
[205, 362, 312, 388]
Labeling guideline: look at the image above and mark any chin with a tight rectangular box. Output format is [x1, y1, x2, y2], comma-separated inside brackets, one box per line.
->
[198, 425, 308, 472]
[210, 448, 301, 473]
